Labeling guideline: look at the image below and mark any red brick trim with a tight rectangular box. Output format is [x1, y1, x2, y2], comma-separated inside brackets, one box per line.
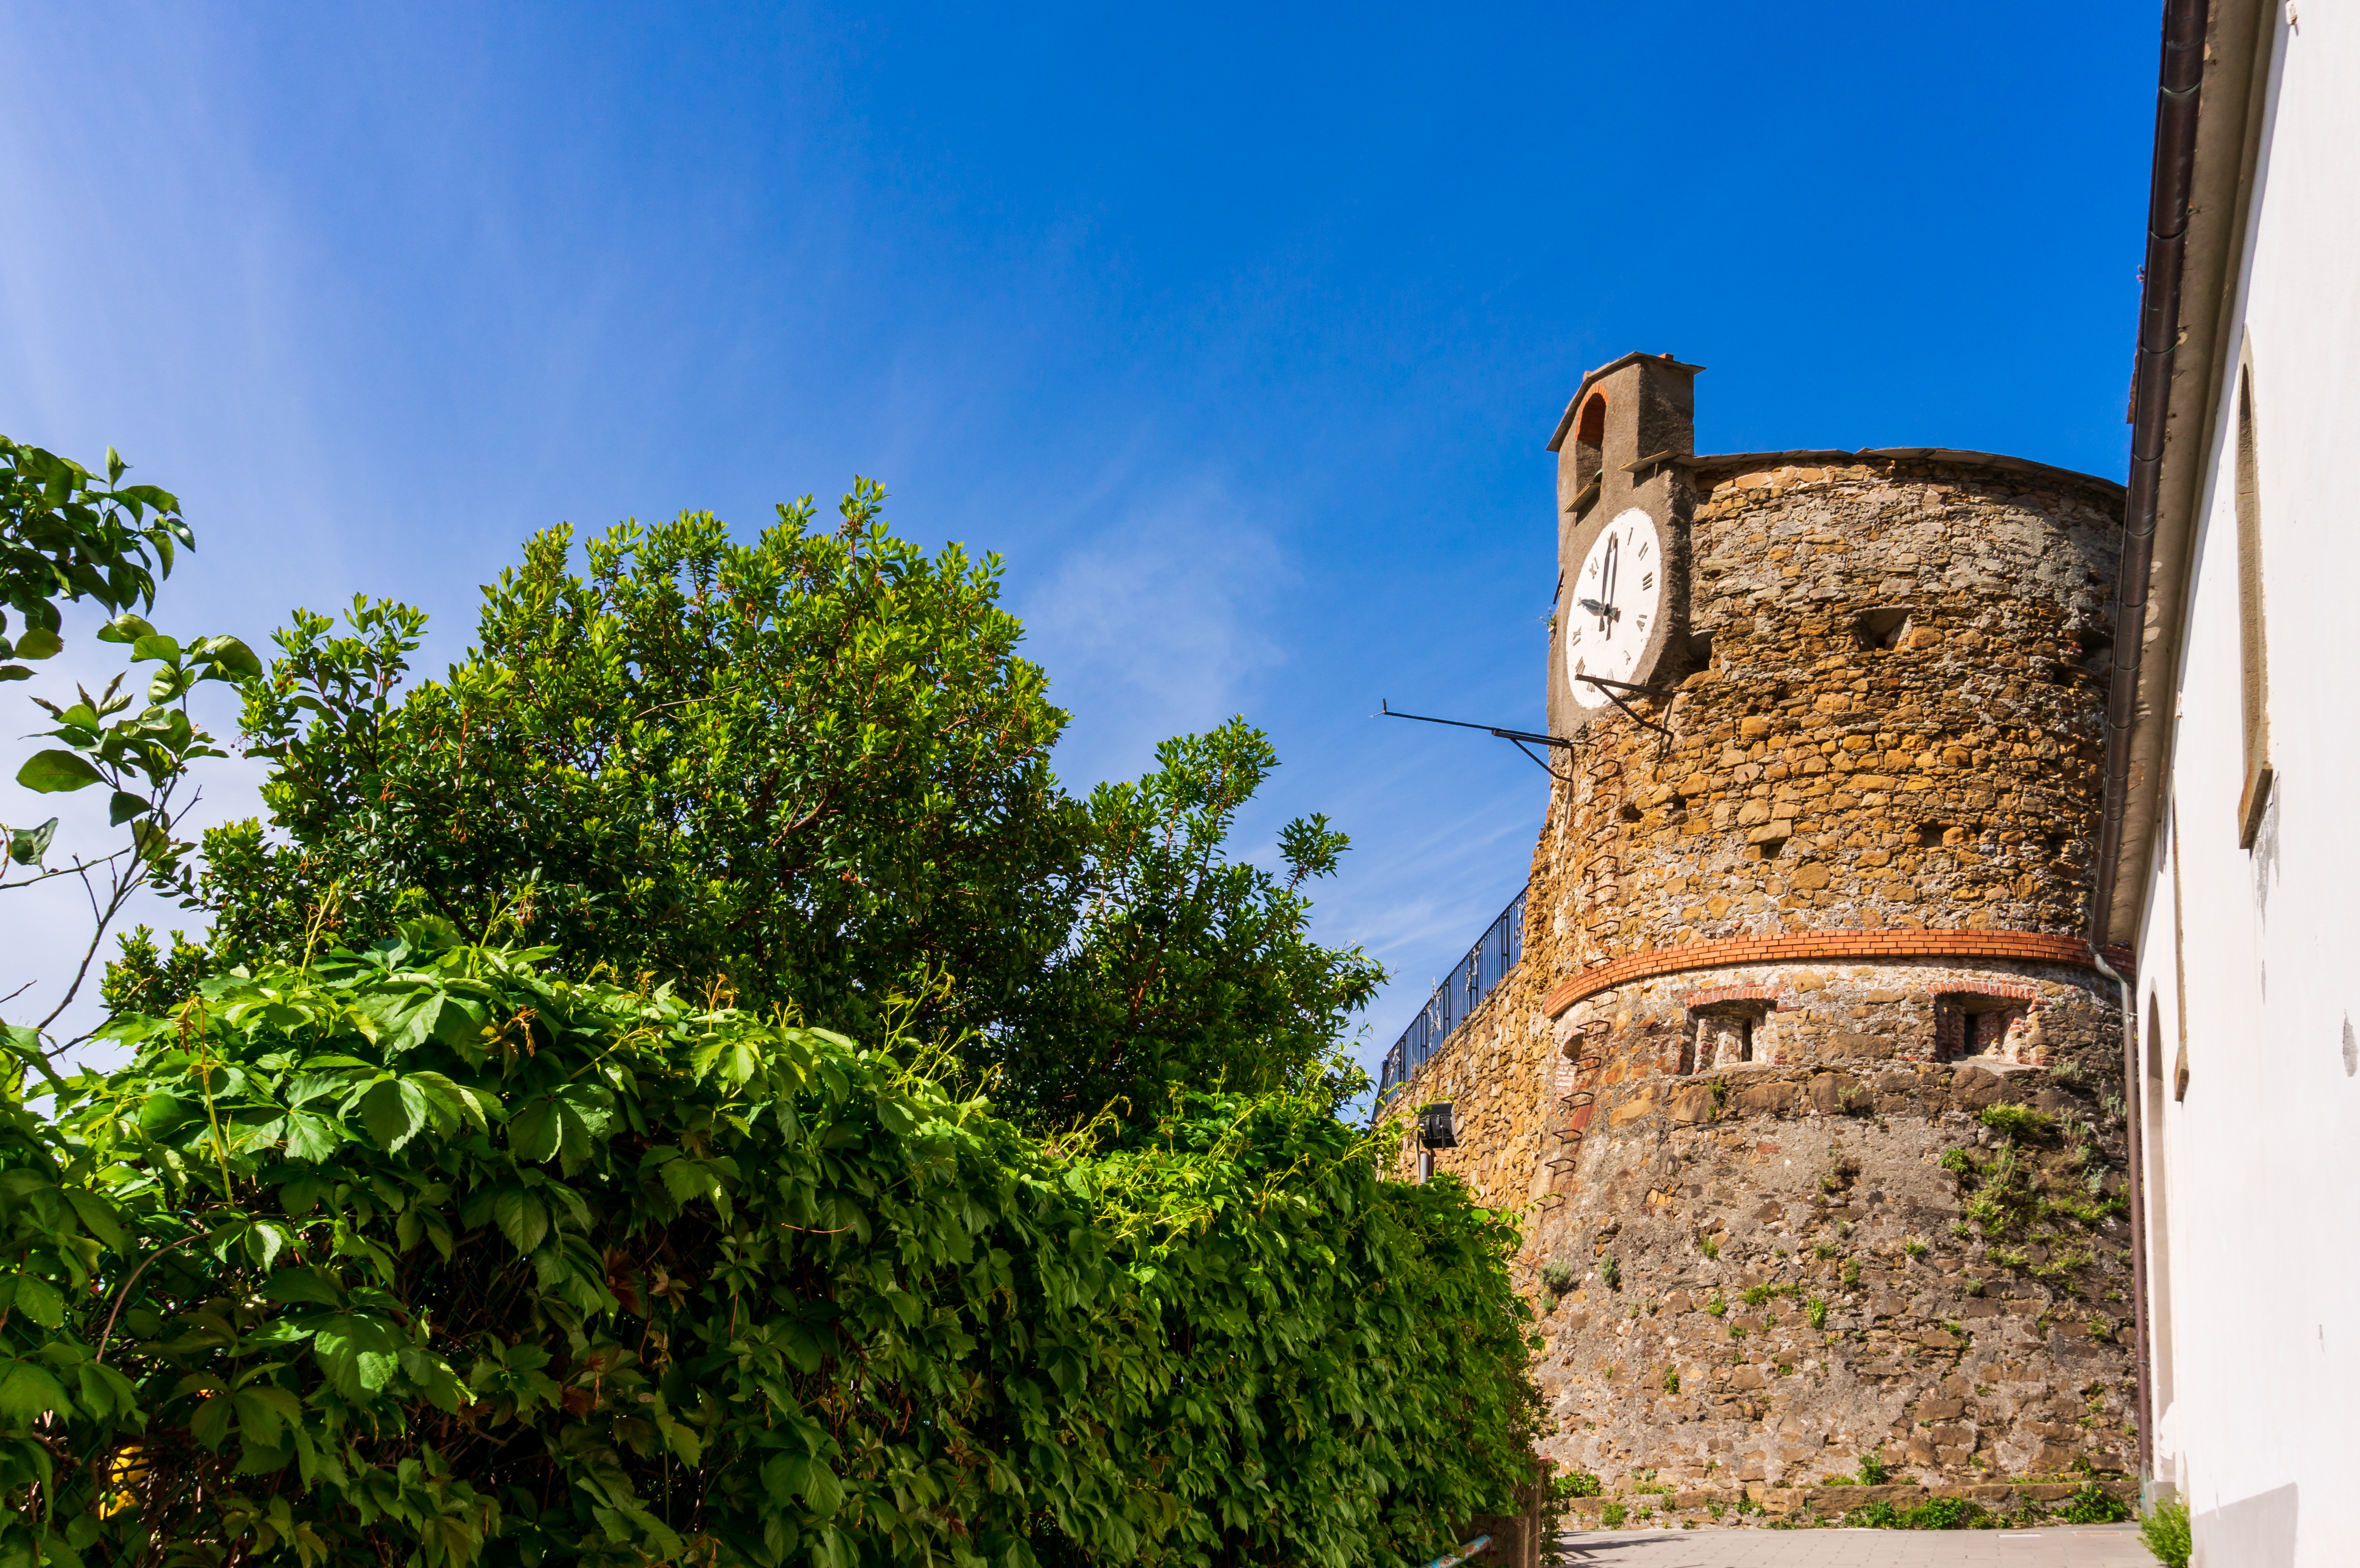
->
[1541, 931, 2134, 1018]
[1938, 981, 2038, 1002]
[1682, 984, 1783, 1010]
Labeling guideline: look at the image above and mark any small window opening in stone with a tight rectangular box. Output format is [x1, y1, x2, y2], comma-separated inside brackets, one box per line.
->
[1690, 1005, 1769, 1071]
[1755, 835, 1787, 860]
[1619, 800, 1644, 823]
[1684, 626, 1716, 673]
[1574, 392, 1608, 499]
[1915, 822, 1947, 848]
[2044, 833, 2068, 859]
[1852, 607, 1911, 651]
[1941, 994, 2034, 1063]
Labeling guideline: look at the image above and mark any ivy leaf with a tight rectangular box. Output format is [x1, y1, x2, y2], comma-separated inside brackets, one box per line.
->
[234, 1383, 303, 1448]
[15, 749, 104, 793]
[63, 1190, 128, 1250]
[75, 1361, 141, 1423]
[136, 1094, 195, 1138]
[493, 1188, 550, 1256]
[306, 1312, 406, 1399]
[188, 1388, 234, 1449]
[0, 1359, 72, 1422]
[430, 995, 488, 1050]
[359, 1078, 428, 1152]
[0, 1274, 64, 1328]
[510, 1098, 561, 1165]
[280, 1110, 343, 1163]
[799, 1456, 847, 1518]
[511, 1083, 611, 1168]
[259, 1267, 344, 1307]
[12, 626, 61, 660]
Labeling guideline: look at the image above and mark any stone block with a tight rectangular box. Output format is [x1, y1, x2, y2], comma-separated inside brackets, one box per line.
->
[1949, 1063, 2008, 1109]
[1733, 1081, 1798, 1114]
[1826, 1032, 1896, 1061]
[1667, 1085, 1716, 1124]
[1608, 1094, 1657, 1128]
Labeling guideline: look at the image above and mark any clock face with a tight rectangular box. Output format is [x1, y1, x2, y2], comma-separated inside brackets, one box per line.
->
[1565, 508, 1664, 709]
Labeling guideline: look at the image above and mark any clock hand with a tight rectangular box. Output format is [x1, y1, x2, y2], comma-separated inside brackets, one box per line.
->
[1577, 597, 1620, 620]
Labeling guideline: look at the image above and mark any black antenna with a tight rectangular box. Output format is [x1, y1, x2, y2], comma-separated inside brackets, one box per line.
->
[1379, 699, 1574, 780]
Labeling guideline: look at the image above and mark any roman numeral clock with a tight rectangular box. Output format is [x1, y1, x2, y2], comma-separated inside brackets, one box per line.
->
[1545, 352, 1701, 738]
[1565, 509, 1663, 706]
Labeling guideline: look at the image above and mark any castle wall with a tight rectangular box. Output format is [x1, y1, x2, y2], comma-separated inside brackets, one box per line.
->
[1384, 453, 2139, 1507]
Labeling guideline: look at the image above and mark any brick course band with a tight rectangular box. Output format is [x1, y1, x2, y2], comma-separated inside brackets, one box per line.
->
[1540, 930, 2135, 1018]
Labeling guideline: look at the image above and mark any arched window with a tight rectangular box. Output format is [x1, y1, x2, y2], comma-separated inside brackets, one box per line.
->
[1573, 392, 1608, 500]
[2234, 361, 2272, 848]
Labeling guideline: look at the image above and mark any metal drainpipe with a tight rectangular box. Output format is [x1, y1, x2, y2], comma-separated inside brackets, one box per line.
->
[2089, 0, 2207, 1501]
[2089, 945, 2151, 1487]
[2092, 0, 2205, 923]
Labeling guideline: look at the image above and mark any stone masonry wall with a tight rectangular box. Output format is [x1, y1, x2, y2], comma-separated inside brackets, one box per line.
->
[1379, 452, 2136, 1505]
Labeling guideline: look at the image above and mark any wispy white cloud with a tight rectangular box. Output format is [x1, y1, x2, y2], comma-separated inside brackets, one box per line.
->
[1018, 477, 1290, 790]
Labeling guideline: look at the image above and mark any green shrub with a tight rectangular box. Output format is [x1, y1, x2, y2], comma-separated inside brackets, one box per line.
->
[2, 930, 1538, 1568]
[1541, 1261, 1576, 1295]
[1600, 1253, 1621, 1291]
[1599, 1502, 1627, 1529]
[1906, 1497, 1976, 1529]
[2140, 1497, 2192, 1568]
[2058, 1481, 2131, 1524]
[1847, 1494, 1984, 1530]
[1553, 1470, 1603, 1499]
[1858, 1450, 1890, 1486]
[1977, 1104, 2056, 1142]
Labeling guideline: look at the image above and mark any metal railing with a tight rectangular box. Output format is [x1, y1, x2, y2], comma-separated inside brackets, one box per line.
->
[1373, 886, 1527, 1111]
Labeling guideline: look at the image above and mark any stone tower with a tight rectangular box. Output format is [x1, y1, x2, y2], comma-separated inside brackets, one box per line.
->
[1386, 354, 2139, 1509]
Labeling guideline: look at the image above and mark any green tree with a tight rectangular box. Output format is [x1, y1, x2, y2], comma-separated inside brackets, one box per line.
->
[992, 719, 1383, 1126]
[175, 483, 1378, 1124]
[208, 482, 1082, 1042]
[1, 436, 255, 1061]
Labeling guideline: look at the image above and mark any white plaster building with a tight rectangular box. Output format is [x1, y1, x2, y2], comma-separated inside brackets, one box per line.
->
[2094, 2, 2360, 1563]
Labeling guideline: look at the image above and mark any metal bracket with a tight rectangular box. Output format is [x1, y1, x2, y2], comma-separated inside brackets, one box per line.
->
[1577, 674, 1678, 749]
[1379, 700, 1577, 783]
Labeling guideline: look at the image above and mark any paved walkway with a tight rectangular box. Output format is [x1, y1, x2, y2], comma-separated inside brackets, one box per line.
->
[1554, 1523, 2154, 1566]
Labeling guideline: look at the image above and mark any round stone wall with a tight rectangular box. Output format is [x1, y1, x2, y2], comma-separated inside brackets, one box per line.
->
[1542, 454, 2123, 966]
[1507, 455, 2137, 1510]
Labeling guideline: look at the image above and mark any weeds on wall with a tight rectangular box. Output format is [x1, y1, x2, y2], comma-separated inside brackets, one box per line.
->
[2140, 1497, 2192, 1567]
[1943, 1103, 2128, 1296]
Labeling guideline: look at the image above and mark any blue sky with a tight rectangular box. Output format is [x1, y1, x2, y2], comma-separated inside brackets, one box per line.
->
[1, 1, 2156, 1082]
